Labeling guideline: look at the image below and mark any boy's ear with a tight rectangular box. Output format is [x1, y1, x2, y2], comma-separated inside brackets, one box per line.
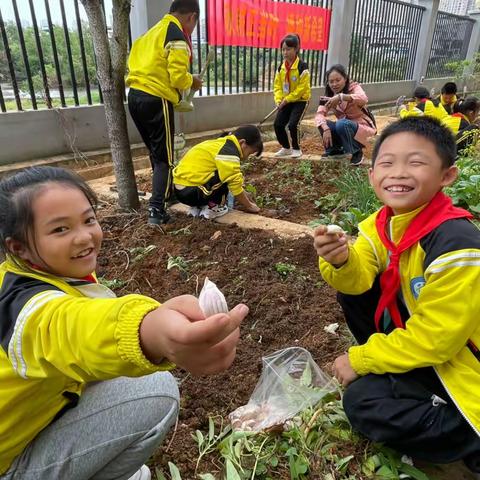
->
[441, 165, 458, 188]
[5, 237, 28, 259]
[368, 167, 374, 186]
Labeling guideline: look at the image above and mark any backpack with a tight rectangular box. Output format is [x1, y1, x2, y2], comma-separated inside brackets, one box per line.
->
[362, 106, 377, 132]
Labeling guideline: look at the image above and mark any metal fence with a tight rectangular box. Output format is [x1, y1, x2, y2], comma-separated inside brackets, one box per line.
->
[349, 0, 424, 84]
[426, 11, 474, 78]
[0, 0, 332, 112]
[196, 0, 332, 97]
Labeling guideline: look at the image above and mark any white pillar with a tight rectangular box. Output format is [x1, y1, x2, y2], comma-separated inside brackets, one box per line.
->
[466, 10, 480, 62]
[326, 0, 357, 72]
[411, 0, 440, 82]
[130, 0, 170, 41]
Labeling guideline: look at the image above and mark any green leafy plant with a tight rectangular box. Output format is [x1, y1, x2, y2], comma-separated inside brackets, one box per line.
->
[98, 277, 126, 290]
[445, 156, 480, 215]
[129, 245, 157, 264]
[274, 262, 296, 277]
[298, 160, 313, 183]
[166, 254, 190, 274]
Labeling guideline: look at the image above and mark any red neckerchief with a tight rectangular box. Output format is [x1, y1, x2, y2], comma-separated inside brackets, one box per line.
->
[182, 27, 193, 64]
[451, 112, 470, 123]
[28, 261, 96, 284]
[374, 191, 472, 332]
[419, 98, 428, 103]
[284, 56, 297, 85]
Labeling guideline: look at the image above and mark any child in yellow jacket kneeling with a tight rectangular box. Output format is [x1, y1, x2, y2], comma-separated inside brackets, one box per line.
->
[0, 166, 248, 479]
[173, 125, 262, 219]
[314, 117, 480, 473]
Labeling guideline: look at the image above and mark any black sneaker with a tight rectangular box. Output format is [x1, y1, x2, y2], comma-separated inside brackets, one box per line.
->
[147, 207, 170, 225]
[350, 151, 364, 166]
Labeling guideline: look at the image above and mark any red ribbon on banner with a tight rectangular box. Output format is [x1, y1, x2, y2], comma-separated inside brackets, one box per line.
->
[208, 0, 331, 50]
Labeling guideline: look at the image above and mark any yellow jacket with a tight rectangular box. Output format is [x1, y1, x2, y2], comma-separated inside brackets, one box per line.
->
[126, 14, 192, 105]
[442, 113, 479, 151]
[0, 258, 173, 474]
[319, 205, 480, 435]
[399, 98, 448, 121]
[273, 57, 311, 104]
[441, 94, 457, 115]
[173, 135, 246, 196]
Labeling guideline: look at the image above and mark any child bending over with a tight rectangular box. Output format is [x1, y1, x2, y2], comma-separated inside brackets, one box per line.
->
[314, 117, 480, 473]
[440, 81, 458, 114]
[0, 166, 248, 480]
[399, 86, 448, 121]
[173, 125, 262, 219]
[273, 34, 311, 159]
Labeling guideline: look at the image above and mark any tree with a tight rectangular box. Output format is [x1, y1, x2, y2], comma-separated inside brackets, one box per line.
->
[80, 0, 139, 210]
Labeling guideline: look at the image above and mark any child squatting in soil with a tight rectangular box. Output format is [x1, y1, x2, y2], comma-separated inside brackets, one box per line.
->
[0, 166, 249, 480]
[173, 125, 262, 219]
[313, 117, 480, 473]
[272, 34, 311, 159]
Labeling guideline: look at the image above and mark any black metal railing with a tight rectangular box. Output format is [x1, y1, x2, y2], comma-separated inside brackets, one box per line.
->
[349, 0, 424, 84]
[426, 11, 474, 78]
[0, 0, 109, 112]
[194, 0, 333, 96]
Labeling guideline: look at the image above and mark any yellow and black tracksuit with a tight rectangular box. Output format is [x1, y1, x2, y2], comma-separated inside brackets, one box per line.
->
[399, 98, 448, 121]
[441, 94, 457, 115]
[320, 206, 480, 466]
[273, 57, 311, 150]
[442, 112, 479, 153]
[173, 135, 245, 207]
[126, 14, 193, 214]
[0, 258, 173, 474]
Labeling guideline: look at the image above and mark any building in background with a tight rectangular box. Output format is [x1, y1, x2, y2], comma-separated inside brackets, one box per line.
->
[439, 0, 478, 15]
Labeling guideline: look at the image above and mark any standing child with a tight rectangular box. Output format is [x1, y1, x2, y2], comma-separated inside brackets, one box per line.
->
[0, 166, 248, 480]
[313, 117, 480, 473]
[173, 125, 262, 219]
[273, 34, 311, 159]
[442, 96, 480, 153]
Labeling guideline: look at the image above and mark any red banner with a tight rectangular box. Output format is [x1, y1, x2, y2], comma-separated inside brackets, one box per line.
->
[207, 0, 331, 51]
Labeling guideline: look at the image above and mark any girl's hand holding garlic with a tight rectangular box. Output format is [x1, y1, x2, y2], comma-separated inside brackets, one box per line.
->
[139, 279, 248, 376]
[313, 224, 349, 268]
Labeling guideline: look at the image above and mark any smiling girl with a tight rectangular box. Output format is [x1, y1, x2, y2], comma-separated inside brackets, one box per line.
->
[0, 166, 248, 480]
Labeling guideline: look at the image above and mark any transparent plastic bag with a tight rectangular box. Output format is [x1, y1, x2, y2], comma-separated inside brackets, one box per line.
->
[229, 347, 336, 432]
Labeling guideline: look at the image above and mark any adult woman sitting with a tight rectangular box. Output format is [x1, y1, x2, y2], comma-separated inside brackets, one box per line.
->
[315, 64, 376, 165]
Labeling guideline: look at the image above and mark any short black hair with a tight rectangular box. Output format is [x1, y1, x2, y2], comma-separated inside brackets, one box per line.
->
[371, 117, 457, 168]
[169, 0, 200, 15]
[413, 86, 430, 99]
[441, 82, 457, 95]
[232, 125, 263, 156]
[453, 96, 480, 115]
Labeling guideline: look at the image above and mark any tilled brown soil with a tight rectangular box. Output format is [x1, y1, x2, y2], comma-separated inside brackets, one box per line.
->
[97, 204, 347, 478]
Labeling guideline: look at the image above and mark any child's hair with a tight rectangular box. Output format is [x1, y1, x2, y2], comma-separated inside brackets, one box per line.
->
[280, 34, 301, 51]
[442, 82, 457, 95]
[413, 86, 430, 99]
[169, 0, 200, 15]
[233, 125, 264, 155]
[0, 166, 98, 258]
[453, 96, 480, 115]
[324, 64, 351, 97]
[371, 117, 456, 168]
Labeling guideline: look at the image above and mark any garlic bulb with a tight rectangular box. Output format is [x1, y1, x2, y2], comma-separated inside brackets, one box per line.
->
[198, 277, 229, 317]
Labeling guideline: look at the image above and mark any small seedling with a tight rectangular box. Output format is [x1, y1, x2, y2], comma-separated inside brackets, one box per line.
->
[167, 254, 190, 273]
[98, 277, 126, 290]
[129, 245, 157, 264]
[275, 262, 296, 277]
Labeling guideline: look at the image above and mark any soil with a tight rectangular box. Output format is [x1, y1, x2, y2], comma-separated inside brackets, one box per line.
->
[97, 202, 347, 479]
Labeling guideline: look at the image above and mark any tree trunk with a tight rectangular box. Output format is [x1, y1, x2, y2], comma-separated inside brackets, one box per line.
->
[80, 0, 139, 210]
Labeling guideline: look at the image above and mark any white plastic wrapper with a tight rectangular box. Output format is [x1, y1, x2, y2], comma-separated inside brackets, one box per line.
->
[198, 277, 229, 317]
[229, 347, 336, 432]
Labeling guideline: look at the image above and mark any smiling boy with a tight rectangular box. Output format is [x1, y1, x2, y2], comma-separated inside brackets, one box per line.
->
[313, 117, 480, 472]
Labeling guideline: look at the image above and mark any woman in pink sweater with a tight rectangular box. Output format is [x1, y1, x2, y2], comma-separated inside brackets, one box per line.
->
[315, 64, 376, 165]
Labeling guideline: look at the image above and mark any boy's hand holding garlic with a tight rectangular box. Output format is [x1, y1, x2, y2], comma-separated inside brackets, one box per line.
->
[313, 224, 349, 268]
[140, 279, 247, 376]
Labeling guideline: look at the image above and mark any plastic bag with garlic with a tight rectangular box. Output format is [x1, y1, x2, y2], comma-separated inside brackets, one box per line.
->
[198, 277, 229, 316]
[229, 347, 336, 432]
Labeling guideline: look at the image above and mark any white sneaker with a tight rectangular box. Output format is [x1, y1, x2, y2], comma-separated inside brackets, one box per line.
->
[128, 465, 151, 480]
[200, 204, 229, 219]
[290, 149, 302, 158]
[274, 147, 292, 157]
[187, 206, 201, 217]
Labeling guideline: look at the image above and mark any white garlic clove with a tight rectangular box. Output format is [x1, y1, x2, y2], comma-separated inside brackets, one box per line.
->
[326, 224, 345, 235]
[198, 277, 229, 317]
